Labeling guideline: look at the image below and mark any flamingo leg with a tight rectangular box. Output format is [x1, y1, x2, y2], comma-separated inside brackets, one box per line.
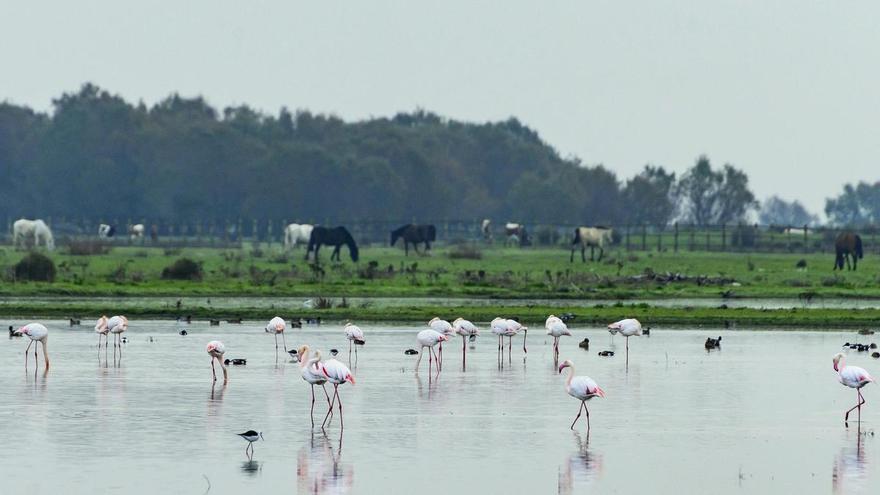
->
[626, 336, 630, 370]
[570, 401, 585, 430]
[462, 336, 467, 370]
[845, 389, 868, 425]
[508, 336, 512, 362]
[211, 359, 217, 381]
[337, 385, 344, 430]
[585, 403, 591, 436]
[25, 340, 33, 367]
[415, 346, 424, 370]
[523, 330, 527, 354]
[438, 342, 443, 370]
[322, 384, 334, 420]
[322, 386, 339, 429]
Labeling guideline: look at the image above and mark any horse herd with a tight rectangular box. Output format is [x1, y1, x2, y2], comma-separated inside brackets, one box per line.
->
[6, 217, 870, 270]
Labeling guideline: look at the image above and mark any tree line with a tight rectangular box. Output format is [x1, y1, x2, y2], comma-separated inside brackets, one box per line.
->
[0, 83, 871, 227]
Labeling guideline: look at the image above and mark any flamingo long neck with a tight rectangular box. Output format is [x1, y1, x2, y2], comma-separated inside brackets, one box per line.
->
[565, 364, 575, 390]
[298, 349, 311, 369]
[837, 356, 846, 373]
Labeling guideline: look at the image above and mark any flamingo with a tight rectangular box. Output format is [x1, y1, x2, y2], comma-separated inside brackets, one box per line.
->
[452, 318, 479, 368]
[19, 323, 49, 370]
[299, 345, 334, 428]
[344, 323, 365, 359]
[321, 358, 355, 430]
[558, 359, 605, 434]
[491, 317, 510, 362]
[207, 341, 228, 382]
[506, 318, 528, 356]
[607, 318, 642, 369]
[546, 315, 571, 361]
[429, 317, 454, 368]
[94, 315, 109, 348]
[107, 315, 128, 349]
[415, 329, 448, 372]
[833, 352, 874, 426]
[266, 316, 287, 357]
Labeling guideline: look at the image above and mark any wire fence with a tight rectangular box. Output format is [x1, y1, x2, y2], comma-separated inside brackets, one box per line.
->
[0, 216, 876, 254]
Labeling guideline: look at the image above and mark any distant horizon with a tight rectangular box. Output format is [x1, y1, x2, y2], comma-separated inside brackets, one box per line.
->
[4, 1, 880, 217]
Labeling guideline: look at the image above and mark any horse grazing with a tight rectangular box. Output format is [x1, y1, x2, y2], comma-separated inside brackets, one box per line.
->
[481, 219, 492, 243]
[834, 232, 863, 271]
[505, 223, 530, 247]
[391, 224, 436, 255]
[13, 219, 55, 251]
[571, 227, 613, 262]
[128, 224, 145, 240]
[306, 226, 359, 263]
[284, 223, 314, 250]
[98, 224, 117, 238]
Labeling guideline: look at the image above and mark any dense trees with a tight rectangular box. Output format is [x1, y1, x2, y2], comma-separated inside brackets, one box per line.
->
[1, 84, 763, 226]
[759, 196, 818, 226]
[825, 182, 880, 226]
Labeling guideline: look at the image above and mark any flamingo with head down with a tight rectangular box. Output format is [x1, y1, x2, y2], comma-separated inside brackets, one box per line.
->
[344, 323, 365, 359]
[546, 315, 571, 361]
[607, 318, 642, 369]
[20, 323, 50, 370]
[321, 358, 355, 430]
[95, 315, 109, 348]
[428, 317, 454, 368]
[206, 341, 228, 382]
[299, 345, 334, 428]
[452, 318, 479, 368]
[266, 316, 287, 357]
[415, 329, 447, 373]
[833, 353, 874, 426]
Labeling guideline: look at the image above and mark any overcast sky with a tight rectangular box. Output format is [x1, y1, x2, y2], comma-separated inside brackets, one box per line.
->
[3, 1, 879, 216]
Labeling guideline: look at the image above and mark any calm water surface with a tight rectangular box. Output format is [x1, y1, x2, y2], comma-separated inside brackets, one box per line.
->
[0, 320, 878, 494]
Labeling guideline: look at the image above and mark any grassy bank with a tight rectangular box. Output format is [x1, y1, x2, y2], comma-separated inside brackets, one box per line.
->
[2, 300, 879, 329]
[1, 244, 878, 300]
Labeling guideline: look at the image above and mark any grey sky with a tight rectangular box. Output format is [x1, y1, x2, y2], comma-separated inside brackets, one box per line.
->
[3, 1, 879, 216]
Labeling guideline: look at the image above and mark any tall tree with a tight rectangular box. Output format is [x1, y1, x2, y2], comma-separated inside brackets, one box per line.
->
[759, 196, 818, 226]
[825, 182, 880, 226]
[675, 156, 758, 225]
[622, 165, 676, 225]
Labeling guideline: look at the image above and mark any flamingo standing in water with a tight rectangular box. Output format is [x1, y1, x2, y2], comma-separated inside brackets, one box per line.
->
[344, 323, 365, 359]
[833, 353, 874, 426]
[266, 316, 288, 357]
[298, 345, 334, 428]
[546, 315, 571, 361]
[558, 359, 605, 434]
[206, 341, 228, 382]
[428, 317, 454, 369]
[491, 317, 510, 362]
[321, 358, 355, 430]
[20, 323, 50, 370]
[94, 315, 109, 348]
[452, 318, 479, 368]
[107, 315, 128, 349]
[415, 329, 448, 372]
[607, 318, 642, 369]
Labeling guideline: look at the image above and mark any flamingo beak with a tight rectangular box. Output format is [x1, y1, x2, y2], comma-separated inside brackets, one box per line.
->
[558, 364, 565, 373]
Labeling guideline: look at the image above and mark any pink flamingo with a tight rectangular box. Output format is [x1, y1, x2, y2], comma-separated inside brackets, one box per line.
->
[20, 323, 50, 370]
[321, 358, 355, 430]
[266, 316, 288, 358]
[206, 341, 228, 382]
[94, 315, 109, 348]
[107, 315, 128, 349]
[558, 359, 605, 434]
[833, 352, 874, 426]
[607, 318, 642, 369]
[298, 345, 334, 428]
[429, 317, 454, 368]
[452, 318, 479, 368]
[344, 323, 365, 359]
[546, 315, 571, 361]
[415, 329, 448, 372]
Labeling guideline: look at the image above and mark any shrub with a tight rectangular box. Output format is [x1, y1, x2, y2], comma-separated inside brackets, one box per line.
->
[67, 239, 111, 255]
[14, 252, 56, 282]
[161, 258, 203, 280]
[448, 244, 482, 260]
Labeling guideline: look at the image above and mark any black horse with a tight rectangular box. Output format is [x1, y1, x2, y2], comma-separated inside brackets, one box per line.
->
[390, 224, 436, 255]
[834, 232, 863, 271]
[306, 226, 359, 263]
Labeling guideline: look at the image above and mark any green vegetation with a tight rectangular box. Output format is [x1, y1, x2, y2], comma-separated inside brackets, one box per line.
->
[0, 244, 877, 300]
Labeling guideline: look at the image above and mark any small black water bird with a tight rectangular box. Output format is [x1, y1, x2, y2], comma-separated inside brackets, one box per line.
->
[705, 336, 722, 350]
[560, 313, 576, 322]
[871, 343, 878, 349]
[330, 349, 339, 356]
[598, 350, 614, 357]
[873, 352, 880, 359]
[404, 349, 418, 355]
[290, 319, 303, 328]
[9, 325, 21, 337]
[859, 329, 875, 335]
[227, 318, 243, 324]
[578, 338, 590, 350]
[468, 334, 477, 343]
[209, 319, 220, 326]
[69, 318, 81, 327]
[224, 358, 247, 366]
[643, 327, 651, 336]
[237, 430, 263, 457]
[179, 329, 188, 336]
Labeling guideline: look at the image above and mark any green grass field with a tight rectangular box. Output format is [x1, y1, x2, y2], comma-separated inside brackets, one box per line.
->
[3, 244, 880, 326]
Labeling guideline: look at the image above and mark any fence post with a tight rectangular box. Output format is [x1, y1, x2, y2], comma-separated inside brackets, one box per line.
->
[705, 227, 710, 251]
[803, 224, 808, 254]
[721, 224, 726, 251]
[625, 225, 631, 251]
[689, 225, 695, 251]
[674, 222, 679, 252]
[641, 224, 647, 250]
[657, 224, 662, 252]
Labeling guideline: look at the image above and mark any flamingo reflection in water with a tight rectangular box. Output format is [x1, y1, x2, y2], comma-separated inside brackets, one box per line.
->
[832, 430, 869, 495]
[558, 431, 604, 495]
[297, 432, 353, 494]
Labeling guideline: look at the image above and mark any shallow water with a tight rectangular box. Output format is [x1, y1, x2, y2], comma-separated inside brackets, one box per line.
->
[1, 320, 878, 494]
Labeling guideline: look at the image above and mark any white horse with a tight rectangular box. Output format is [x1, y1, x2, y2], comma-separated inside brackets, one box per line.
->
[783, 227, 809, 236]
[505, 223, 529, 247]
[13, 219, 55, 251]
[128, 224, 145, 240]
[284, 223, 314, 250]
[571, 227, 612, 262]
[481, 219, 492, 243]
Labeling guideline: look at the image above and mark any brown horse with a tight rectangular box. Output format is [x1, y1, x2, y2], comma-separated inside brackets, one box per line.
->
[834, 232, 863, 271]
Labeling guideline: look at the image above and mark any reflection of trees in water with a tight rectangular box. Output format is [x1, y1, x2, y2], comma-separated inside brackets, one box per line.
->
[297, 432, 353, 495]
[558, 431, 603, 495]
[832, 430, 869, 494]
